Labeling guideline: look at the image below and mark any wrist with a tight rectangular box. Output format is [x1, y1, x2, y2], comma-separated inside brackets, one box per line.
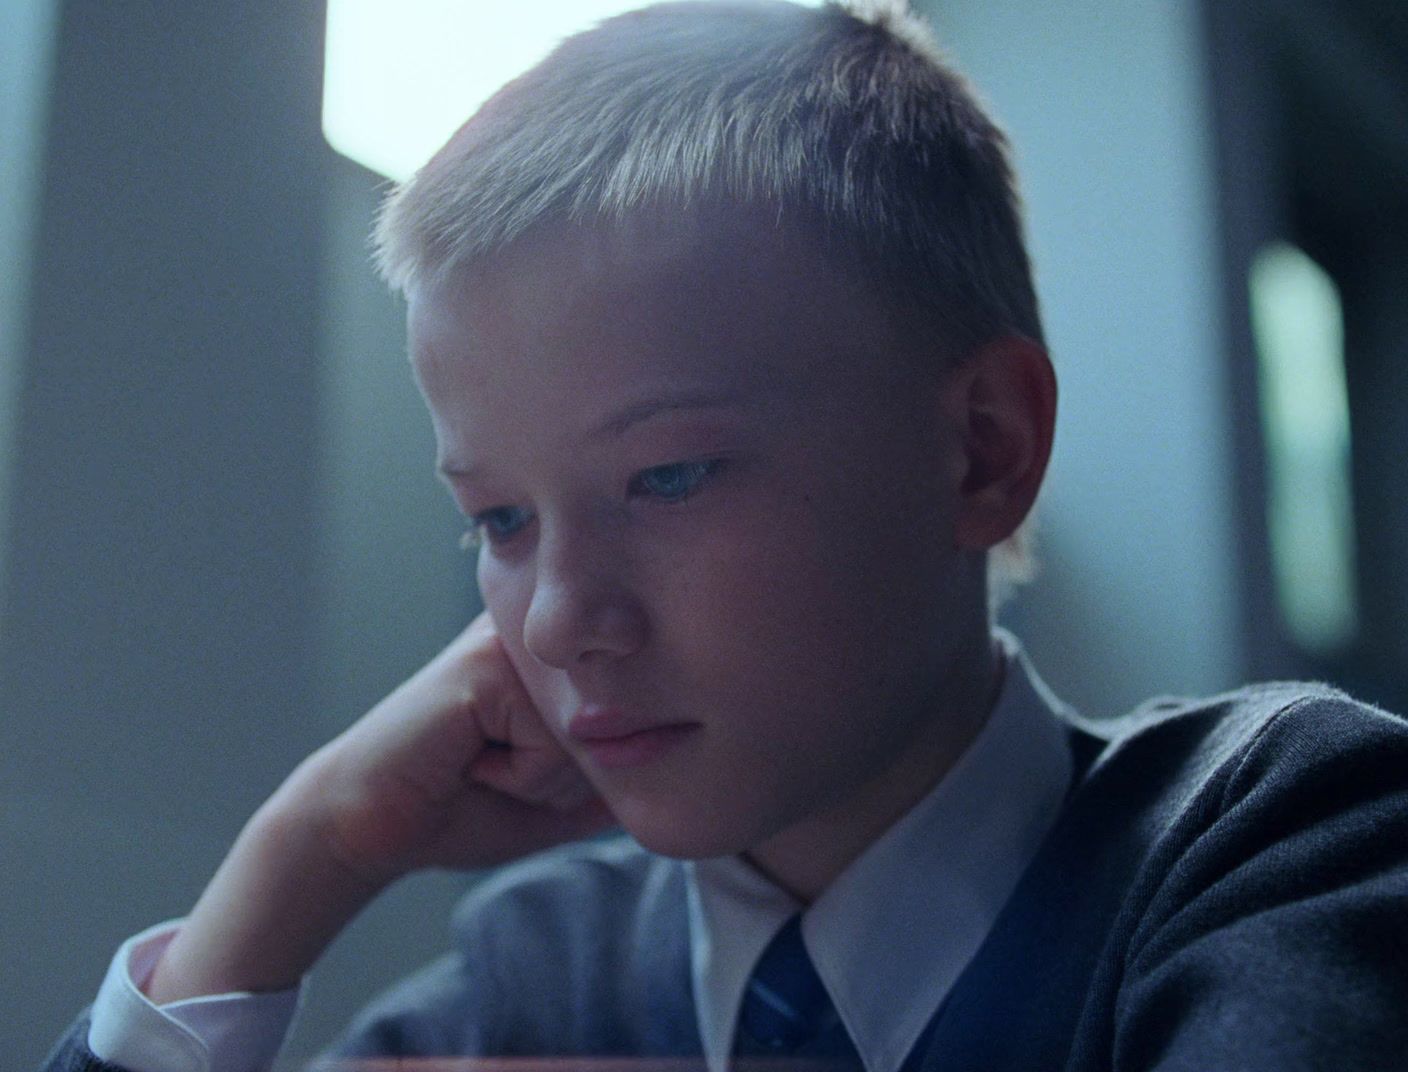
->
[275, 737, 426, 890]
[143, 764, 389, 1003]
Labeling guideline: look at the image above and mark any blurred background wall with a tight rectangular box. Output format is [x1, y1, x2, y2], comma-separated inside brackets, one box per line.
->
[935, 0, 1243, 715]
[3, 0, 1404, 1064]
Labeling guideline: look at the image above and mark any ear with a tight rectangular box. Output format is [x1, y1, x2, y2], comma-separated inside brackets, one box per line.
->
[944, 336, 1056, 550]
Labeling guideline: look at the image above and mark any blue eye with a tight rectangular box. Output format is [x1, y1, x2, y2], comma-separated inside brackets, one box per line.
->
[462, 505, 532, 549]
[630, 459, 724, 503]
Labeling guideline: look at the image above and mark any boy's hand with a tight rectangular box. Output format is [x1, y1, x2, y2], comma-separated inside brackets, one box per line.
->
[144, 613, 612, 1004]
[310, 611, 612, 885]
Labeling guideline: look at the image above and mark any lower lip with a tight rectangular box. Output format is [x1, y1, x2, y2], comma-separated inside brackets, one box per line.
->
[579, 724, 698, 770]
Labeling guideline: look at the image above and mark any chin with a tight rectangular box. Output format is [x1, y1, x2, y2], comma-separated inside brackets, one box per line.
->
[612, 800, 758, 860]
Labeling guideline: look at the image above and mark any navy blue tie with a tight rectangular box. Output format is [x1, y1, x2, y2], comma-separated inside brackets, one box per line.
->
[733, 915, 862, 1064]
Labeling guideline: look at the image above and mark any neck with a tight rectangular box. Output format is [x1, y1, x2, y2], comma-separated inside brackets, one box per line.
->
[743, 631, 1004, 903]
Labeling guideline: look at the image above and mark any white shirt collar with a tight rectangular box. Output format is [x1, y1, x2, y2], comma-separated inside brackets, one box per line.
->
[685, 629, 1074, 1072]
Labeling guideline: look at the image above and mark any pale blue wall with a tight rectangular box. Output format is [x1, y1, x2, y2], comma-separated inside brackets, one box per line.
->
[3, 6, 330, 1063]
[922, 0, 1245, 714]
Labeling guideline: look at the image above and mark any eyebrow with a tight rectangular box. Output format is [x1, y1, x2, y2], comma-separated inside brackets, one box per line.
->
[590, 388, 751, 439]
[437, 387, 756, 481]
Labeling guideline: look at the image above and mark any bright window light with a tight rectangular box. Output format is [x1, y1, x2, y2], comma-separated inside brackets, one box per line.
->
[1249, 242, 1359, 655]
[322, 0, 824, 181]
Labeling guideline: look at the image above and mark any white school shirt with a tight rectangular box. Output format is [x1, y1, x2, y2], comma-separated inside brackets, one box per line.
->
[89, 629, 1074, 1072]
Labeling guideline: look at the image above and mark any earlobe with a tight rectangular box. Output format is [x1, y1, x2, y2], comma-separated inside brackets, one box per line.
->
[950, 336, 1056, 550]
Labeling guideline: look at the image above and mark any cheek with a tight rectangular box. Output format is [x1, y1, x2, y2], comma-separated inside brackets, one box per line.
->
[476, 552, 514, 624]
[475, 554, 577, 728]
[476, 556, 536, 674]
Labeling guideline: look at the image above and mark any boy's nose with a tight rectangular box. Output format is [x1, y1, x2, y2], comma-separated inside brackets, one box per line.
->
[521, 533, 647, 669]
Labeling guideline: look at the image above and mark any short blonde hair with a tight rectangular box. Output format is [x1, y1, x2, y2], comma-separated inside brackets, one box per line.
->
[376, 0, 1044, 593]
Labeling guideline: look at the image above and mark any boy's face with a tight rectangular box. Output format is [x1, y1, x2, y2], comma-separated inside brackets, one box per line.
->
[409, 209, 993, 881]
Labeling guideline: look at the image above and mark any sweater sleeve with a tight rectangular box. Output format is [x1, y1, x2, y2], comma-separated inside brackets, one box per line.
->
[1111, 694, 1408, 1072]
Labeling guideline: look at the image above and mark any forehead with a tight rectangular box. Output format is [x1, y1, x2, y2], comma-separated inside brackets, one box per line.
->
[407, 206, 919, 394]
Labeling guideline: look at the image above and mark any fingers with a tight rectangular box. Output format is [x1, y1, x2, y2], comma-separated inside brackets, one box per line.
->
[454, 614, 593, 809]
[324, 609, 614, 876]
[468, 739, 599, 810]
[468, 634, 552, 748]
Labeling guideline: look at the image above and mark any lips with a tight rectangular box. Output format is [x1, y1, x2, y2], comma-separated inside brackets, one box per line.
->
[566, 706, 698, 769]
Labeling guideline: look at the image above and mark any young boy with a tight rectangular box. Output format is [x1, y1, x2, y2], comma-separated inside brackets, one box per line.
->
[44, 2, 1408, 1069]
